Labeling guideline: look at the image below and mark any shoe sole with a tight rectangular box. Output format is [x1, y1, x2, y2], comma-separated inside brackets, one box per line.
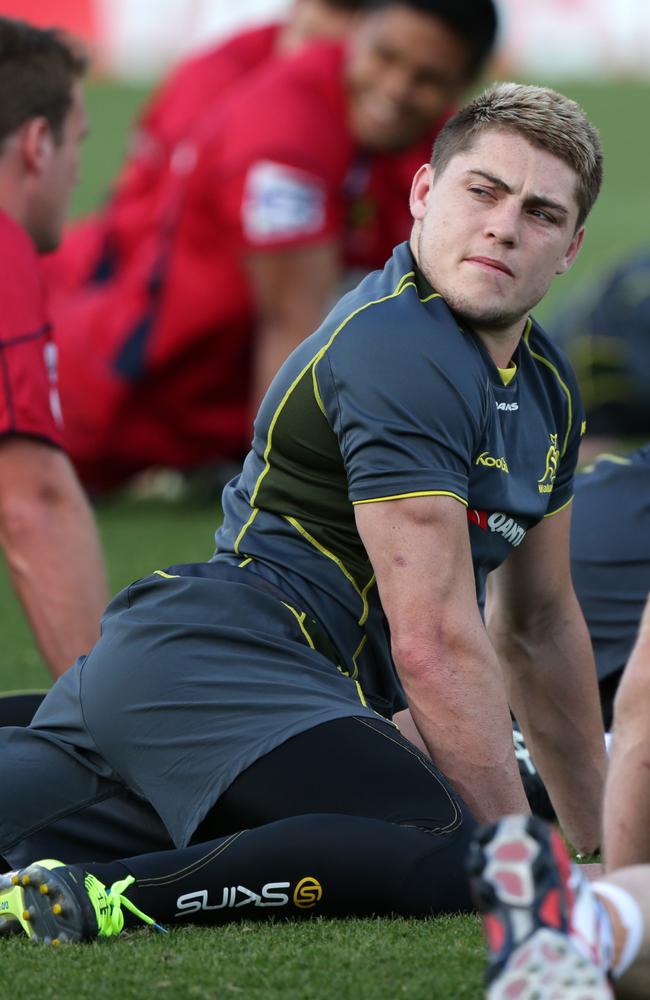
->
[468, 815, 613, 1000]
[486, 928, 613, 999]
[0, 864, 91, 945]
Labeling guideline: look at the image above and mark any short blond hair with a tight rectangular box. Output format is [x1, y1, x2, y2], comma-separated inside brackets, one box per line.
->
[431, 81, 603, 228]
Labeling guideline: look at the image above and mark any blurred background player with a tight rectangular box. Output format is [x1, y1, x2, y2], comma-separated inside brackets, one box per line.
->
[46, 0, 369, 300]
[0, 18, 108, 692]
[43, 0, 498, 492]
[571, 445, 650, 728]
[549, 248, 650, 464]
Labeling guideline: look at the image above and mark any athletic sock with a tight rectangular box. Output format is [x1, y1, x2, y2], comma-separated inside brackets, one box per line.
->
[593, 881, 645, 979]
[567, 864, 615, 972]
[84, 813, 473, 928]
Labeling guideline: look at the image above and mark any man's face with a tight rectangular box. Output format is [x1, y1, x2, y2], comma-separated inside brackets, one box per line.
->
[31, 80, 87, 252]
[345, 5, 474, 151]
[410, 129, 585, 333]
[288, 0, 360, 47]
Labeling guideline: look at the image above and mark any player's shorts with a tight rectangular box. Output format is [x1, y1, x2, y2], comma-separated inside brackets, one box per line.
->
[1, 564, 382, 856]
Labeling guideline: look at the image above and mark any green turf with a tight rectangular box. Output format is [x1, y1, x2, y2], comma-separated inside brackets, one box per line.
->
[0, 497, 219, 691]
[0, 917, 485, 999]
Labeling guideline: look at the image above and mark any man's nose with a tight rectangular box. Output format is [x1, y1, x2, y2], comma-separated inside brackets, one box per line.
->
[484, 200, 519, 244]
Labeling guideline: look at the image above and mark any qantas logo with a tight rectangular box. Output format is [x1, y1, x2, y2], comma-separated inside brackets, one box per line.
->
[467, 509, 527, 547]
[495, 401, 518, 411]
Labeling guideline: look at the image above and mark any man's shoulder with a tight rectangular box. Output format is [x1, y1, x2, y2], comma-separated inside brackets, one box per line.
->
[0, 210, 37, 266]
[523, 318, 580, 392]
[216, 41, 350, 164]
[322, 248, 486, 379]
[0, 211, 42, 306]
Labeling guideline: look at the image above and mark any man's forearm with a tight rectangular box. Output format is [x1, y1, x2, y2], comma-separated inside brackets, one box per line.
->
[603, 736, 650, 870]
[490, 607, 606, 853]
[396, 625, 530, 824]
[1, 460, 108, 677]
[603, 627, 650, 870]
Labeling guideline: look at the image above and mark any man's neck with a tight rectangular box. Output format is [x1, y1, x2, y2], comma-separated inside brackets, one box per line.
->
[472, 320, 528, 370]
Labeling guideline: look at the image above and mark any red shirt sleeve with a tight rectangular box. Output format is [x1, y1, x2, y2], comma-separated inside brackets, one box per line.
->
[0, 214, 63, 447]
[213, 42, 354, 253]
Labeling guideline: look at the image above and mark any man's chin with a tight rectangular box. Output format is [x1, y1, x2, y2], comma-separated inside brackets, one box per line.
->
[446, 299, 525, 333]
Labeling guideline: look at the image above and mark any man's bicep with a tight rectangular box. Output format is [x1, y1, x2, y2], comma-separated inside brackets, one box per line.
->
[246, 241, 341, 329]
[486, 503, 574, 629]
[355, 495, 478, 645]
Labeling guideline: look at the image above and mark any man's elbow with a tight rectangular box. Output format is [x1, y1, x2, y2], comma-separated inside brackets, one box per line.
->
[391, 621, 476, 685]
[0, 472, 68, 548]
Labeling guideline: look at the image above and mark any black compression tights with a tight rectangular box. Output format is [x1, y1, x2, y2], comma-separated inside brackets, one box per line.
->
[83, 716, 476, 926]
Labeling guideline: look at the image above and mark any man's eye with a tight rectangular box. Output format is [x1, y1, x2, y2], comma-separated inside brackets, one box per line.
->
[469, 187, 491, 198]
[529, 208, 555, 223]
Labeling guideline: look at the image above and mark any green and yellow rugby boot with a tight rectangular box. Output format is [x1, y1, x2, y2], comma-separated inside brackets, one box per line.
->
[0, 860, 166, 944]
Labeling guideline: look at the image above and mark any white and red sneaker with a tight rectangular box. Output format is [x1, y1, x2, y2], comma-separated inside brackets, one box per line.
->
[467, 814, 614, 999]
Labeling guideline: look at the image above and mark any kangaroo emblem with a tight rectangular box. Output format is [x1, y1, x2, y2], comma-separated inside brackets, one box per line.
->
[538, 433, 560, 493]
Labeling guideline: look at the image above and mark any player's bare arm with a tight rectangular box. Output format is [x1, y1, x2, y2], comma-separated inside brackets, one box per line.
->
[355, 493, 529, 824]
[246, 240, 341, 412]
[0, 438, 108, 677]
[603, 595, 650, 871]
[485, 503, 606, 854]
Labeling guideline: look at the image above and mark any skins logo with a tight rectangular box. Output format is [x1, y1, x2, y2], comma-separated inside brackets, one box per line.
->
[293, 877, 323, 909]
[176, 883, 290, 915]
[538, 433, 560, 494]
[467, 509, 527, 547]
[175, 878, 324, 917]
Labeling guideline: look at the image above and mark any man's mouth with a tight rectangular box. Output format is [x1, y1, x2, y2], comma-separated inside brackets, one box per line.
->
[464, 256, 515, 278]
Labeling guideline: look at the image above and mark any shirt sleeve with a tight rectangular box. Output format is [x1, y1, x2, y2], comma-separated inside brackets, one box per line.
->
[214, 67, 350, 253]
[0, 326, 63, 446]
[0, 227, 62, 447]
[314, 293, 488, 505]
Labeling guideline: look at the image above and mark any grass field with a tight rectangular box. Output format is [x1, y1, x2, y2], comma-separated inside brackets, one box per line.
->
[0, 76, 643, 994]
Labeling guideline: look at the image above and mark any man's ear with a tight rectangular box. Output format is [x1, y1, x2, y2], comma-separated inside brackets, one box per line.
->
[556, 225, 585, 275]
[19, 117, 53, 175]
[409, 163, 434, 222]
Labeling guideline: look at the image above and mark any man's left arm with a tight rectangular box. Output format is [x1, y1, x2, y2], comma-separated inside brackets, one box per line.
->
[485, 504, 606, 854]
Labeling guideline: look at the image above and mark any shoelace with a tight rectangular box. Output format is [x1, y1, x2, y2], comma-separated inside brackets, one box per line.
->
[85, 873, 168, 936]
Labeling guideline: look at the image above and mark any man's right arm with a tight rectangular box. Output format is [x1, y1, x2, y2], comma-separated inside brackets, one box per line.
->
[0, 437, 108, 679]
[355, 493, 529, 823]
[245, 240, 341, 411]
[603, 594, 650, 870]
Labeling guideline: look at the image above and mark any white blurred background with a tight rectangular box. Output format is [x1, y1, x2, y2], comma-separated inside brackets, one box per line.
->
[2, 0, 650, 79]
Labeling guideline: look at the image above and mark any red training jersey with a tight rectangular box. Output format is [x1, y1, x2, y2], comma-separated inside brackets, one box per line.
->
[0, 210, 62, 447]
